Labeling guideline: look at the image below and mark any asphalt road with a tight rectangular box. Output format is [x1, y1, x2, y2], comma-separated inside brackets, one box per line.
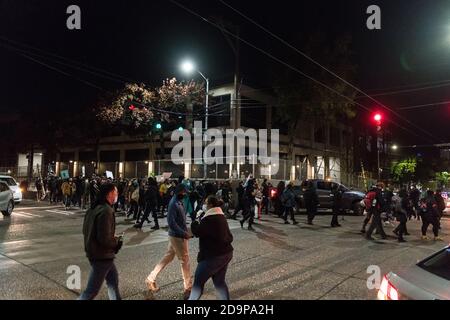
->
[1, 200, 449, 300]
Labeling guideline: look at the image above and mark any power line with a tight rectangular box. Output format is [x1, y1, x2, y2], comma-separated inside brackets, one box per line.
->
[397, 100, 450, 110]
[0, 35, 136, 84]
[18, 53, 105, 91]
[169, 0, 427, 141]
[217, 0, 442, 142]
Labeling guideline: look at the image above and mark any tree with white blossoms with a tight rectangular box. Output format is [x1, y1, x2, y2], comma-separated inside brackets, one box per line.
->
[95, 78, 205, 159]
[96, 78, 205, 135]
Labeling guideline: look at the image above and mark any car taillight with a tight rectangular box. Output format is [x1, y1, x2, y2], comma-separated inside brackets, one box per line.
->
[378, 275, 399, 300]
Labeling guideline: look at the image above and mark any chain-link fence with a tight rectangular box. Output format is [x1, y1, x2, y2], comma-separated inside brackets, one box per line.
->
[1, 158, 374, 191]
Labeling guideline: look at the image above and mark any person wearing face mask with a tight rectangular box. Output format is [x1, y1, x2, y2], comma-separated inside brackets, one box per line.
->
[189, 195, 233, 300]
[79, 183, 123, 300]
[145, 183, 193, 300]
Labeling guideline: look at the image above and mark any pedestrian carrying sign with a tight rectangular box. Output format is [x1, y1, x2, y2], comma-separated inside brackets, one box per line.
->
[60, 170, 69, 179]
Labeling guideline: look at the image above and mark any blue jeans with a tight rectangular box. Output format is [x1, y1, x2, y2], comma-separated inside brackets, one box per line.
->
[78, 259, 121, 300]
[189, 252, 233, 300]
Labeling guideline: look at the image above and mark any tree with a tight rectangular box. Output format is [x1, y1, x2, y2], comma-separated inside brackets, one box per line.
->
[391, 158, 417, 184]
[436, 171, 450, 188]
[95, 78, 205, 159]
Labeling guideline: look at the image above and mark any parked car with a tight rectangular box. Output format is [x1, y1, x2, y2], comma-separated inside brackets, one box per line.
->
[0, 175, 22, 203]
[294, 179, 366, 215]
[0, 181, 14, 216]
[379, 246, 450, 300]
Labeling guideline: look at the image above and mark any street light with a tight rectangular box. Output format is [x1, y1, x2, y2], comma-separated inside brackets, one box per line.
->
[392, 144, 398, 151]
[180, 59, 209, 178]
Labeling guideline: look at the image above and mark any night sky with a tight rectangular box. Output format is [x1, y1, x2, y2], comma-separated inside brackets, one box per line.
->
[1, 0, 450, 146]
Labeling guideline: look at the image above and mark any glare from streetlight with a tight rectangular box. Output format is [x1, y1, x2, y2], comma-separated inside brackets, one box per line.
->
[392, 144, 398, 150]
[181, 60, 195, 74]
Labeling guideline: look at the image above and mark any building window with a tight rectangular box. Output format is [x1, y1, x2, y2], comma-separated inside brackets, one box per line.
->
[125, 149, 149, 161]
[330, 127, 341, 147]
[99, 150, 120, 162]
[314, 125, 325, 144]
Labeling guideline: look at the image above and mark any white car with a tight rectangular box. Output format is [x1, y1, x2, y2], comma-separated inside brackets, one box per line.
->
[0, 181, 14, 216]
[0, 175, 22, 203]
[378, 246, 450, 300]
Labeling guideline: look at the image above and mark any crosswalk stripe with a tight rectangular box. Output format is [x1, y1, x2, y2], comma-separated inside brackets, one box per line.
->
[13, 212, 42, 218]
[45, 209, 71, 216]
[19, 206, 65, 210]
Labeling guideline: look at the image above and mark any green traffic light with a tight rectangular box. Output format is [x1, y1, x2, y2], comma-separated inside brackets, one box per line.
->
[155, 123, 162, 129]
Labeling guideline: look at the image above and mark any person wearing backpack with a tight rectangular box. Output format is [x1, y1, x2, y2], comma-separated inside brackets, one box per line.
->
[365, 183, 387, 240]
[361, 186, 377, 234]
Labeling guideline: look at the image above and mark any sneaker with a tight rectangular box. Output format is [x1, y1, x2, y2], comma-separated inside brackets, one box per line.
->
[360, 229, 366, 234]
[183, 289, 191, 300]
[151, 225, 160, 230]
[145, 279, 160, 292]
[284, 220, 290, 224]
[434, 236, 444, 241]
[421, 235, 429, 240]
[405, 232, 410, 236]
[133, 223, 143, 229]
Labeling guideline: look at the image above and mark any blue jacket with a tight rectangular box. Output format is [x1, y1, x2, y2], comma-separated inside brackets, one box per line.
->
[167, 195, 188, 238]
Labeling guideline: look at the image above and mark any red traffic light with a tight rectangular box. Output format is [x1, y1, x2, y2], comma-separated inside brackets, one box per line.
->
[129, 104, 136, 111]
[373, 113, 382, 122]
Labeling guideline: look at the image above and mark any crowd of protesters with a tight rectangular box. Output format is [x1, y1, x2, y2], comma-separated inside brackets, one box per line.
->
[30, 172, 448, 300]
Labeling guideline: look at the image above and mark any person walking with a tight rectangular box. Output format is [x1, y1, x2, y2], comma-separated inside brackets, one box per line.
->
[361, 186, 377, 234]
[275, 181, 286, 217]
[282, 183, 298, 225]
[78, 183, 123, 300]
[261, 179, 270, 215]
[392, 189, 408, 242]
[331, 184, 342, 227]
[231, 181, 244, 220]
[189, 195, 233, 300]
[304, 181, 318, 225]
[240, 178, 256, 231]
[435, 189, 446, 228]
[366, 183, 387, 240]
[420, 190, 443, 241]
[145, 184, 193, 300]
[135, 177, 159, 230]
[61, 178, 76, 209]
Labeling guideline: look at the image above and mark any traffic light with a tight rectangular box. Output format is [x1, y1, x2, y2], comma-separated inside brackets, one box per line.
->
[178, 126, 183, 131]
[128, 104, 136, 111]
[373, 113, 382, 125]
[155, 123, 162, 130]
